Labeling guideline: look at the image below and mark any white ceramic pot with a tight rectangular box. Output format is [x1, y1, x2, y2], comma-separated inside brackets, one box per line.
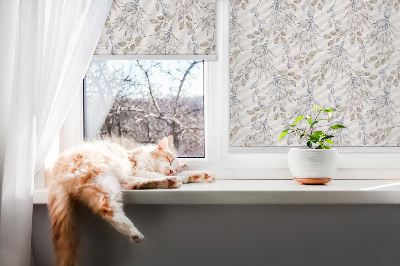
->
[288, 148, 338, 184]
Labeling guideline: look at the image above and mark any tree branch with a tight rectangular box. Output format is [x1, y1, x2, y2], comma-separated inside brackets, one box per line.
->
[125, 108, 204, 130]
[174, 60, 202, 115]
[136, 61, 162, 115]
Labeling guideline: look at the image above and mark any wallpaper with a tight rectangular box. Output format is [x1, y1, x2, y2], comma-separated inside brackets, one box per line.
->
[95, 0, 216, 55]
[230, 0, 400, 147]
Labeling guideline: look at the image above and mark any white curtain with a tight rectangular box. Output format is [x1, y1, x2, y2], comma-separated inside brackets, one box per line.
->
[0, 0, 113, 265]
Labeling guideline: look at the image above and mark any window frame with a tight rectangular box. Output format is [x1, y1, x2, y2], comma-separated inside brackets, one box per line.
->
[58, 0, 400, 181]
[82, 59, 208, 160]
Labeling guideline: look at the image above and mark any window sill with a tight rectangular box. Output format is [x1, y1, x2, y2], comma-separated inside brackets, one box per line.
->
[33, 180, 400, 205]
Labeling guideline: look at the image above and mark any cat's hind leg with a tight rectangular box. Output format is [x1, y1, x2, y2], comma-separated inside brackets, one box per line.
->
[75, 172, 144, 242]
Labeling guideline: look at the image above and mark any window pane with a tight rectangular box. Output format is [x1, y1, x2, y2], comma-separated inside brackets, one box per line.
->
[84, 60, 204, 158]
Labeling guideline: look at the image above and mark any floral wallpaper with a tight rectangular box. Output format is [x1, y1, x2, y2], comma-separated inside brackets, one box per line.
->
[230, 0, 400, 147]
[95, 0, 216, 55]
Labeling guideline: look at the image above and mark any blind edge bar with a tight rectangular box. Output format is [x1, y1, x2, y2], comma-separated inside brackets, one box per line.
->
[92, 54, 218, 61]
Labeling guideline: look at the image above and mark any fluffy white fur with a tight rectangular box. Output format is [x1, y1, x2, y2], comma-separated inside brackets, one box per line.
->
[48, 137, 216, 266]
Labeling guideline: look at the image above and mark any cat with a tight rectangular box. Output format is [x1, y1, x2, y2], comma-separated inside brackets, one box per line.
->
[48, 137, 216, 266]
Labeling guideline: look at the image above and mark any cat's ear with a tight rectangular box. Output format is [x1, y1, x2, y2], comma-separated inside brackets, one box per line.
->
[167, 135, 178, 155]
[157, 137, 168, 151]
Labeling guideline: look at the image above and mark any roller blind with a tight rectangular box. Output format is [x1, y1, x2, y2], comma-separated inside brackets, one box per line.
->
[230, 0, 400, 147]
[95, 0, 216, 60]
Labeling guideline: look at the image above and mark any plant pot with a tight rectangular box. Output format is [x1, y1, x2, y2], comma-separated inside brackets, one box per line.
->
[288, 148, 338, 185]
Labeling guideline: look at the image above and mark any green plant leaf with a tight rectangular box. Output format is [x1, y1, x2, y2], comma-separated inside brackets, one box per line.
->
[321, 134, 334, 140]
[307, 140, 313, 148]
[325, 139, 333, 144]
[330, 124, 346, 129]
[293, 116, 304, 125]
[312, 131, 324, 139]
[319, 140, 330, 149]
[313, 105, 323, 112]
[310, 121, 318, 128]
[309, 134, 318, 141]
[308, 118, 312, 125]
[324, 108, 333, 117]
[317, 142, 330, 149]
[278, 130, 288, 141]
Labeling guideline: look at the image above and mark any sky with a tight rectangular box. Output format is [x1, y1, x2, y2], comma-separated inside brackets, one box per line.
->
[89, 60, 204, 97]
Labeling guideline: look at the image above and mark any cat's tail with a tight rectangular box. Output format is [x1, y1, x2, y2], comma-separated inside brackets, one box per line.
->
[48, 183, 78, 266]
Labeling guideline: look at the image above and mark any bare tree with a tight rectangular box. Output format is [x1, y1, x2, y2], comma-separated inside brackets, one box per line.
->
[85, 60, 204, 157]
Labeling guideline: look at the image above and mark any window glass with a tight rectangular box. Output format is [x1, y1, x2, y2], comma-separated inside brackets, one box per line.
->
[84, 60, 205, 158]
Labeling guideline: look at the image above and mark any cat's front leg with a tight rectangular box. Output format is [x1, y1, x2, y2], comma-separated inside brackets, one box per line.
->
[177, 171, 217, 184]
[132, 170, 166, 179]
[177, 163, 186, 173]
[122, 176, 182, 189]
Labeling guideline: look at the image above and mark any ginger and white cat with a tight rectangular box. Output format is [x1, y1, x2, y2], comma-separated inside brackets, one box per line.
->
[48, 137, 216, 266]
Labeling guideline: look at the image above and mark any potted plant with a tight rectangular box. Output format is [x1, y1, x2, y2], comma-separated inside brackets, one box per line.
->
[278, 105, 346, 185]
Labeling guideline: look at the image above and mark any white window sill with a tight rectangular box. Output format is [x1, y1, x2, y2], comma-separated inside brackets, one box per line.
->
[33, 180, 400, 205]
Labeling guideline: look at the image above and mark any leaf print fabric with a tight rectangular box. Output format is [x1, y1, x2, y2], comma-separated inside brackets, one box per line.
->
[95, 0, 216, 56]
[230, 0, 400, 147]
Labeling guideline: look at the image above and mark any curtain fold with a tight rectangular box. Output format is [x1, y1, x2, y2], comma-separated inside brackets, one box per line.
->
[95, 0, 217, 59]
[0, 0, 113, 265]
[0, 0, 18, 199]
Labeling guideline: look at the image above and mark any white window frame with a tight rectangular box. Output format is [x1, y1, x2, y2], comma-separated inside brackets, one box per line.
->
[58, 0, 400, 181]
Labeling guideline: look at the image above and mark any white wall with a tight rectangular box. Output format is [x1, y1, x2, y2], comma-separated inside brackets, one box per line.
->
[33, 204, 400, 266]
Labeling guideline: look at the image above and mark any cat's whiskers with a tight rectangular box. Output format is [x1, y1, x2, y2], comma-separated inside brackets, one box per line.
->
[144, 156, 156, 172]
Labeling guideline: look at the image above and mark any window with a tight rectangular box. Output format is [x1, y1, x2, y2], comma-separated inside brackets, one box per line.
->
[229, 0, 400, 149]
[56, 0, 400, 181]
[83, 60, 205, 158]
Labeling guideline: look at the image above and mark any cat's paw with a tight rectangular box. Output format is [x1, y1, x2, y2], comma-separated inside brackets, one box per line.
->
[166, 177, 182, 189]
[186, 171, 217, 183]
[203, 171, 217, 183]
[177, 163, 187, 173]
[130, 232, 145, 243]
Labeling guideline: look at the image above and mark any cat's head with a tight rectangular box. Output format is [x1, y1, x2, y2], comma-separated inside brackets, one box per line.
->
[149, 137, 179, 176]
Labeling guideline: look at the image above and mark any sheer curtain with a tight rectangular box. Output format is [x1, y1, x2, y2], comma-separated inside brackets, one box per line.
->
[0, 0, 112, 265]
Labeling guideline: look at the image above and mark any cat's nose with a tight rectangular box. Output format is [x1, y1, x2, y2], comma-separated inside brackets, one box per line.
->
[169, 170, 173, 175]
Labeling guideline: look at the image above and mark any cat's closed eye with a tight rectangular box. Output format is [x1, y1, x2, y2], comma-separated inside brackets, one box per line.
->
[156, 154, 168, 162]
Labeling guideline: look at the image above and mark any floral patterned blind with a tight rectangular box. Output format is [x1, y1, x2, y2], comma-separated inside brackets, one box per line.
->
[95, 0, 216, 58]
[230, 0, 400, 147]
